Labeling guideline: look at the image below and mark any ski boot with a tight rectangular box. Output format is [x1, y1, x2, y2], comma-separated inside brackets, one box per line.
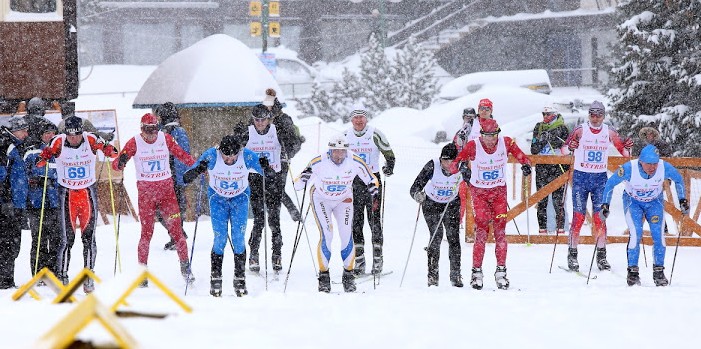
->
[210, 252, 223, 297]
[495, 266, 510, 290]
[57, 274, 70, 286]
[450, 271, 464, 288]
[427, 253, 439, 287]
[249, 253, 260, 272]
[318, 270, 331, 293]
[556, 228, 566, 235]
[372, 243, 383, 275]
[233, 277, 248, 297]
[83, 278, 95, 294]
[567, 247, 579, 272]
[233, 253, 248, 296]
[272, 254, 282, 272]
[139, 279, 149, 288]
[596, 247, 611, 270]
[626, 266, 641, 286]
[538, 229, 548, 235]
[342, 269, 356, 292]
[652, 265, 669, 287]
[180, 261, 195, 284]
[164, 231, 187, 250]
[353, 244, 366, 276]
[470, 267, 484, 290]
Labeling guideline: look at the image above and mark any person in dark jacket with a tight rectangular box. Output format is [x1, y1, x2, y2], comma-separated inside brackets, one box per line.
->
[23, 97, 55, 148]
[530, 106, 570, 235]
[409, 143, 463, 287]
[0, 116, 30, 289]
[632, 126, 672, 157]
[155, 102, 192, 250]
[24, 122, 61, 278]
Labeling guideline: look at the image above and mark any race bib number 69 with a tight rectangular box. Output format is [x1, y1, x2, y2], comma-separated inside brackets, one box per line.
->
[65, 166, 88, 179]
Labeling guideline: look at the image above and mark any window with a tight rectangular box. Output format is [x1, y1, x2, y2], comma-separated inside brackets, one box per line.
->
[11, 0, 56, 13]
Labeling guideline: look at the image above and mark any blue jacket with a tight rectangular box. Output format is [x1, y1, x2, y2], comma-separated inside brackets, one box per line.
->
[603, 160, 685, 205]
[162, 122, 191, 186]
[191, 147, 263, 198]
[7, 138, 28, 209]
[24, 144, 58, 208]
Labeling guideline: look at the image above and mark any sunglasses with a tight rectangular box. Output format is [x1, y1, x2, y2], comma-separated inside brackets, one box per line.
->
[142, 125, 159, 134]
[589, 112, 605, 118]
[478, 107, 491, 111]
[542, 112, 557, 117]
[480, 132, 499, 137]
[253, 117, 269, 122]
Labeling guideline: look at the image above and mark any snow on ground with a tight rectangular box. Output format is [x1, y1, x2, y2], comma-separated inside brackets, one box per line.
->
[2, 66, 700, 349]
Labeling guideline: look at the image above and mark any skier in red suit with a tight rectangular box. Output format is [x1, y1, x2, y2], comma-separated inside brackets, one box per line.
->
[112, 113, 196, 285]
[451, 118, 531, 290]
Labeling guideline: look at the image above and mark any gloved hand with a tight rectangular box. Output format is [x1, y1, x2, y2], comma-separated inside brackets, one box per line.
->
[599, 203, 610, 220]
[521, 164, 532, 177]
[103, 132, 114, 142]
[568, 138, 579, 151]
[539, 132, 551, 142]
[299, 167, 312, 183]
[259, 156, 270, 169]
[623, 137, 634, 149]
[37, 159, 47, 168]
[412, 190, 426, 204]
[103, 145, 119, 158]
[680, 199, 690, 215]
[183, 160, 208, 184]
[382, 165, 393, 177]
[116, 153, 129, 170]
[459, 162, 471, 182]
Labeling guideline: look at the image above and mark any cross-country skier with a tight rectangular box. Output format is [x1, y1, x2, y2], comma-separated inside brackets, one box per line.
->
[183, 135, 264, 297]
[601, 144, 687, 286]
[409, 142, 463, 287]
[38, 116, 118, 292]
[344, 108, 395, 276]
[293, 134, 379, 293]
[452, 118, 532, 290]
[564, 101, 632, 272]
[112, 113, 195, 286]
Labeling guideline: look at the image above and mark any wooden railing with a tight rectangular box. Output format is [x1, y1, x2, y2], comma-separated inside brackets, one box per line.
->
[464, 155, 701, 246]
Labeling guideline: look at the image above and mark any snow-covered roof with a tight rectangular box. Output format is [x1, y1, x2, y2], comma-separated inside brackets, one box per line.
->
[132, 34, 283, 108]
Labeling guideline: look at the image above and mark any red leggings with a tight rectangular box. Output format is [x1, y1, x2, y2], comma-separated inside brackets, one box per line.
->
[137, 179, 189, 264]
[471, 185, 508, 268]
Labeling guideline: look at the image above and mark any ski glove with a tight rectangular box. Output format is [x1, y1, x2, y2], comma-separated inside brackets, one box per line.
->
[599, 203, 610, 220]
[521, 164, 532, 177]
[382, 165, 393, 177]
[459, 162, 471, 182]
[539, 132, 551, 142]
[259, 156, 270, 169]
[103, 132, 114, 142]
[183, 160, 208, 184]
[412, 191, 426, 204]
[299, 167, 312, 183]
[568, 138, 579, 151]
[367, 183, 379, 197]
[116, 153, 129, 170]
[680, 199, 690, 215]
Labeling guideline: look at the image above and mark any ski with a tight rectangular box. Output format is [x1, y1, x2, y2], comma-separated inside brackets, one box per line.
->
[332, 271, 393, 285]
[558, 265, 597, 279]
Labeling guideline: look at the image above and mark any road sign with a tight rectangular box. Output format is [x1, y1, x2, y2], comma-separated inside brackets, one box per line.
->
[249, 1, 262, 16]
[250, 22, 262, 37]
[269, 1, 280, 17]
[269, 22, 281, 38]
[259, 52, 277, 75]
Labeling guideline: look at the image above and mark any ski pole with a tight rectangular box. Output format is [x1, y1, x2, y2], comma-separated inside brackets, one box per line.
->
[185, 174, 204, 296]
[424, 199, 453, 251]
[262, 174, 269, 291]
[524, 172, 531, 246]
[670, 212, 686, 285]
[549, 180, 570, 274]
[107, 161, 122, 274]
[381, 176, 387, 229]
[506, 202, 522, 235]
[400, 204, 422, 287]
[586, 231, 600, 285]
[33, 164, 50, 275]
[284, 181, 308, 293]
[114, 179, 124, 276]
[287, 164, 318, 274]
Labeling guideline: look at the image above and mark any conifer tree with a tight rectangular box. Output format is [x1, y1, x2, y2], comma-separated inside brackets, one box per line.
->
[391, 36, 437, 110]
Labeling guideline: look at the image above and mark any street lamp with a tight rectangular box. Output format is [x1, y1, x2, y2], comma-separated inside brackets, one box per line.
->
[350, 0, 402, 48]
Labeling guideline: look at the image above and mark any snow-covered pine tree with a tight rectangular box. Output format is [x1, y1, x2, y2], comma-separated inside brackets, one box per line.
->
[660, 1, 701, 156]
[391, 36, 438, 110]
[297, 82, 337, 122]
[606, 0, 677, 141]
[359, 33, 394, 112]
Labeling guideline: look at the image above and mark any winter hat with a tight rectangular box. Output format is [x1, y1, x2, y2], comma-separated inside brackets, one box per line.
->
[478, 98, 493, 110]
[328, 134, 349, 149]
[8, 116, 29, 132]
[639, 144, 660, 164]
[262, 88, 276, 107]
[350, 109, 368, 119]
[41, 121, 58, 135]
[251, 104, 273, 119]
[64, 116, 83, 135]
[157, 102, 179, 124]
[542, 105, 558, 123]
[140, 113, 158, 126]
[589, 101, 605, 115]
[440, 142, 458, 160]
[27, 97, 46, 115]
[638, 127, 660, 140]
[219, 135, 241, 156]
[479, 118, 500, 135]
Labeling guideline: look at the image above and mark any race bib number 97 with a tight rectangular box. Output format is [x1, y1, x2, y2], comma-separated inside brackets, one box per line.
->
[65, 166, 88, 179]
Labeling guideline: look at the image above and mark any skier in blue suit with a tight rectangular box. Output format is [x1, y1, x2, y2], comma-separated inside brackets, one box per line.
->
[183, 135, 265, 297]
[601, 144, 688, 287]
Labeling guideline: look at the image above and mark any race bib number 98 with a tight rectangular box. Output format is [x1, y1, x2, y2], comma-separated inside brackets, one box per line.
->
[586, 151, 603, 163]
